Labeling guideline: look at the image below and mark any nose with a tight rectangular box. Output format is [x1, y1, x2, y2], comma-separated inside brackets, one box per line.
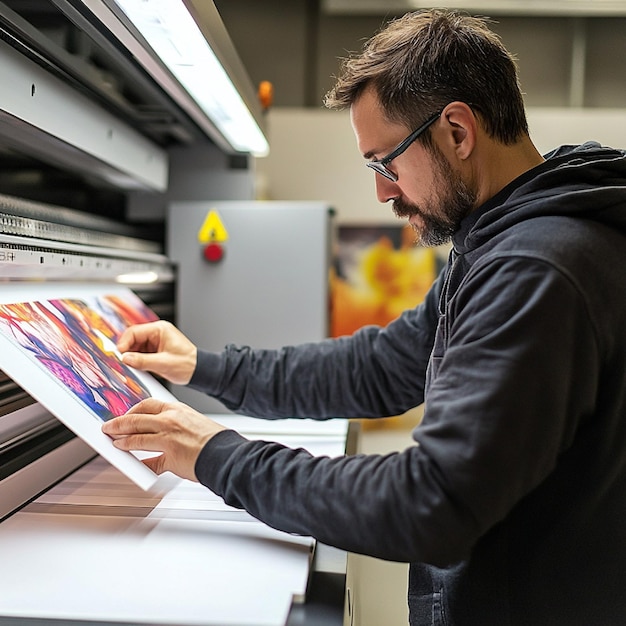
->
[375, 174, 401, 203]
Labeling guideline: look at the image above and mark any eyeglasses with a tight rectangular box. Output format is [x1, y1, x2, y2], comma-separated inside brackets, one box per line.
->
[366, 111, 442, 182]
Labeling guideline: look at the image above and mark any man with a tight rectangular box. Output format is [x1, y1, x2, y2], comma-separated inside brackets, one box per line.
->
[103, 9, 626, 625]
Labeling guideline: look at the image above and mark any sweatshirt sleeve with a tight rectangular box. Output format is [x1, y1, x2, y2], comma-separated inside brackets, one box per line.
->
[187, 268, 445, 419]
[194, 255, 599, 566]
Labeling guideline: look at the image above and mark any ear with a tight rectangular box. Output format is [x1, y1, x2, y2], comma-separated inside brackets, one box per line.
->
[440, 101, 477, 161]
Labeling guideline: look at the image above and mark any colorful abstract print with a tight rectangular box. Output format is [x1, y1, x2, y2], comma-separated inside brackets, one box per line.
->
[0, 294, 158, 422]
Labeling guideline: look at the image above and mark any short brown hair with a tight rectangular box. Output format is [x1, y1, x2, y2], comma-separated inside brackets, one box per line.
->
[325, 9, 528, 145]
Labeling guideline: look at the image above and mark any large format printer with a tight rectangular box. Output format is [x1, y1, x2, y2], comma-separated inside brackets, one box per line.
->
[0, 2, 349, 624]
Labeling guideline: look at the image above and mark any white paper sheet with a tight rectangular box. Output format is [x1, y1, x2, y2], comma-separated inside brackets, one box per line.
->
[0, 511, 311, 625]
[0, 454, 315, 625]
[0, 283, 176, 490]
[211, 414, 349, 437]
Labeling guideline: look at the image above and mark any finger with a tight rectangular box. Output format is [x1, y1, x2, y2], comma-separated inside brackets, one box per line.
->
[102, 398, 176, 436]
[118, 348, 163, 372]
[102, 411, 162, 437]
[116, 326, 142, 353]
[110, 432, 164, 452]
[125, 397, 169, 415]
[119, 351, 141, 368]
[117, 322, 159, 353]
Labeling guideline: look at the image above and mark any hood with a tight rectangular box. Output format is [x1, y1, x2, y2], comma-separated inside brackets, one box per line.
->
[454, 142, 626, 254]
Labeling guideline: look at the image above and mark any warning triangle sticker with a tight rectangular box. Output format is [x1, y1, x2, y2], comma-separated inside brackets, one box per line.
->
[198, 210, 229, 243]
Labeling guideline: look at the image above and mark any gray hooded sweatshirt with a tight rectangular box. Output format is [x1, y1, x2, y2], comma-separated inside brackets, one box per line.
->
[191, 142, 626, 625]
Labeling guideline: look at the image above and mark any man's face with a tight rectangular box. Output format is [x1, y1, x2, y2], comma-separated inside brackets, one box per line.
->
[350, 87, 476, 246]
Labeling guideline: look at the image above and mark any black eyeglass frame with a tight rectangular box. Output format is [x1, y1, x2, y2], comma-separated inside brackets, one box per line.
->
[366, 110, 443, 182]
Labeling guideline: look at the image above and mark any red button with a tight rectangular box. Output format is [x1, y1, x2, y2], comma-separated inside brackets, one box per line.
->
[203, 242, 224, 263]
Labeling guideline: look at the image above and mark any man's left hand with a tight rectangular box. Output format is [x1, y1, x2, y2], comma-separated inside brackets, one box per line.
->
[102, 398, 226, 481]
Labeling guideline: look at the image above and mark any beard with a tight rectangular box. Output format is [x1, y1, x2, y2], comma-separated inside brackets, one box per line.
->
[392, 144, 477, 247]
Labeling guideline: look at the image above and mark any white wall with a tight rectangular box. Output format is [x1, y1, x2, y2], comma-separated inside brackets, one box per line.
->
[254, 108, 385, 224]
[255, 107, 626, 225]
[526, 107, 626, 154]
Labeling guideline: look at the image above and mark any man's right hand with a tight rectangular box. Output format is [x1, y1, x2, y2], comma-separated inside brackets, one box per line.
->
[116, 320, 198, 385]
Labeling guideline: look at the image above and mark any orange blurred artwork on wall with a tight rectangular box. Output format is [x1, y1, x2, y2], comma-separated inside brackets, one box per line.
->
[330, 224, 439, 338]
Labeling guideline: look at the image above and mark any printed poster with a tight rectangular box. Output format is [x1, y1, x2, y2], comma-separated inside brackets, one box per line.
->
[0, 284, 178, 490]
[331, 224, 443, 337]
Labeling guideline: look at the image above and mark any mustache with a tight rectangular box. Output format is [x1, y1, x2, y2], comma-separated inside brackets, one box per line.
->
[392, 197, 422, 219]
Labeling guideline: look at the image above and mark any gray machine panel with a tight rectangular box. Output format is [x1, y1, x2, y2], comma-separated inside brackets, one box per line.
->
[167, 200, 333, 414]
